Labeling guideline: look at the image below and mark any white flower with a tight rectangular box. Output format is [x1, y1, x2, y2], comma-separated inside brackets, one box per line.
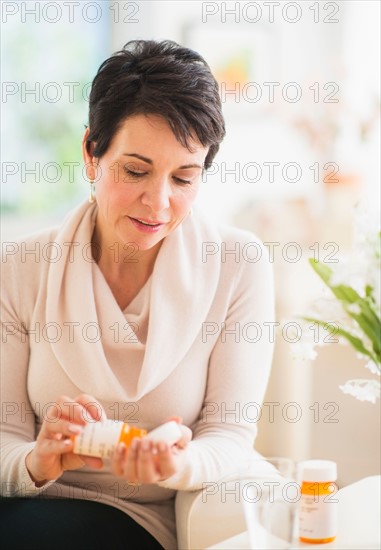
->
[329, 205, 380, 305]
[339, 379, 380, 404]
[287, 318, 321, 360]
[356, 352, 370, 361]
[364, 360, 381, 376]
[352, 204, 381, 309]
[296, 205, 380, 405]
[291, 341, 318, 361]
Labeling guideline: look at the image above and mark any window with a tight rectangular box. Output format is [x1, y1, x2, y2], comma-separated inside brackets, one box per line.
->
[1, 2, 110, 236]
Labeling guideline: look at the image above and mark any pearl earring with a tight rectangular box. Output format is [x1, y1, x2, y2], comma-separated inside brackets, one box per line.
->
[89, 180, 95, 203]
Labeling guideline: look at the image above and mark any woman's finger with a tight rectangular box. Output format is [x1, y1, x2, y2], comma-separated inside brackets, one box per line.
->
[40, 396, 87, 434]
[163, 417, 192, 448]
[37, 418, 83, 442]
[136, 439, 159, 483]
[167, 416, 183, 424]
[155, 442, 177, 479]
[42, 395, 75, 424]
[111, 443, 128, 477]
[174, 425, 192, 450]
[122, 439, 140, 482]
[80, 456, 104, 470]
[36, 436, 74, 456]
[74, 393, 107, 422]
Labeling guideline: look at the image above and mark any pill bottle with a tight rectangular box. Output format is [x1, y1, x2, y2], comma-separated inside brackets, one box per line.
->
[298, 460, 338, 544]
[71, 419, 183, 459]
[71, 419, 147, 459]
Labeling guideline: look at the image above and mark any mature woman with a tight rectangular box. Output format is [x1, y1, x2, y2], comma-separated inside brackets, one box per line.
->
[0, 40, 275, 549]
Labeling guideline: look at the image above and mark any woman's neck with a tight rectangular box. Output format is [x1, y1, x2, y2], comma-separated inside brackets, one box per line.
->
[91, 227, 163, 309]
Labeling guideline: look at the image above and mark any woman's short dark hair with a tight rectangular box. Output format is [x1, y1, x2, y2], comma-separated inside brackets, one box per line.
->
[86, 39, 225, 170]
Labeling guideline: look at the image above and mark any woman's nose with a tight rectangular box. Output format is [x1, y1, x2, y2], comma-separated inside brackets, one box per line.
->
[141, 178, 171, 213]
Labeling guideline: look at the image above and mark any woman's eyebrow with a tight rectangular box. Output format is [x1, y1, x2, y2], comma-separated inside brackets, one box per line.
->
[123, 153, 152, 164]
[122, 153, 203, 170]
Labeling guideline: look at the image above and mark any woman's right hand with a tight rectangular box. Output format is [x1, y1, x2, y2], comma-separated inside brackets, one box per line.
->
[25, 394, 105, 486]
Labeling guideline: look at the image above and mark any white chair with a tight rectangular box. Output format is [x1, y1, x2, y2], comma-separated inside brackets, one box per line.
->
[175, 482, 247, 549]
[175, 459, 284, 549]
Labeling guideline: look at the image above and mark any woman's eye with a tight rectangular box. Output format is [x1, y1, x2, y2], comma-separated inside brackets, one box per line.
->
[124, 168, 146, 178]
[122, 167, 193, 184]
[173, 176, 192, 185]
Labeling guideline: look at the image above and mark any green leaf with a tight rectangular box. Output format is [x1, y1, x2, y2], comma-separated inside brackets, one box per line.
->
[308, 258, 333, 286]
[365, 285, 374, 298]
[307, 258, 381, 362]
[345, 308, 381, 356]
[303, 317, 380, 366]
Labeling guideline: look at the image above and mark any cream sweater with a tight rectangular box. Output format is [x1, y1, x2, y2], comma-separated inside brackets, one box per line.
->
[0, 201, 275, 549]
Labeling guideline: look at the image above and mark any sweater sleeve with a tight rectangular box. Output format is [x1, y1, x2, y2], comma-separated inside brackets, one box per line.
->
[0, 252, 55, 496]
[157, 235, 275, 491]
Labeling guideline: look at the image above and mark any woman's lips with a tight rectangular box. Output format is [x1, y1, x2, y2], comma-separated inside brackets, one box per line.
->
[128, 216, 166, 233]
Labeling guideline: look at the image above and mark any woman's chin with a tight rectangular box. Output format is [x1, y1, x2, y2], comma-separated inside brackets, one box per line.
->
[119, 233, 164, 255]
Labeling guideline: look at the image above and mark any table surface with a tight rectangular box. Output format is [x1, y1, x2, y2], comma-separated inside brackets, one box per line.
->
[207, 475, 381, 550]
[208, 531, 381, 550]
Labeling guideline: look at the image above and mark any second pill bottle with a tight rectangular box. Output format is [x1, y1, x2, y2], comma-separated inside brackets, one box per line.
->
[298, 459, 338, 544]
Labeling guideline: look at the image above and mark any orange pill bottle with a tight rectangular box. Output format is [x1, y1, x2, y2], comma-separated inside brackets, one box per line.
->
[299, 460, 338, 544]
[71, 419, 147, 459]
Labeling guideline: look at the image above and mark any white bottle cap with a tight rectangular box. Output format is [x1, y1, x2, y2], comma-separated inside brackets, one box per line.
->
[299, 460, 337, 482]
[145, 421, 183, 446]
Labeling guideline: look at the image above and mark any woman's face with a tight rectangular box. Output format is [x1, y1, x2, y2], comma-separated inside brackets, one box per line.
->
[83, 114, 208, 254]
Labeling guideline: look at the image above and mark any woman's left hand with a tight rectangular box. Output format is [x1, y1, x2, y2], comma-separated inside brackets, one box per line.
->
[111, 420, 192, 484]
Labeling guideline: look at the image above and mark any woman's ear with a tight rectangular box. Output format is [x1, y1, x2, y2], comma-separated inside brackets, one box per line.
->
[82, 127, 97, 181]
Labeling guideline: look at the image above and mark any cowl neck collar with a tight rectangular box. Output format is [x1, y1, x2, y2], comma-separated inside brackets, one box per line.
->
[46, 201, 221, 402]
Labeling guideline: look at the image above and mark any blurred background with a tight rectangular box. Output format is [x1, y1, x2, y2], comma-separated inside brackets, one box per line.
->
[1, 0, 380, 486]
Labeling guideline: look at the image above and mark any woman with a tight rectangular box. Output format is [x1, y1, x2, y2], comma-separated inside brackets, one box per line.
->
[0, 40, 275, 549]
